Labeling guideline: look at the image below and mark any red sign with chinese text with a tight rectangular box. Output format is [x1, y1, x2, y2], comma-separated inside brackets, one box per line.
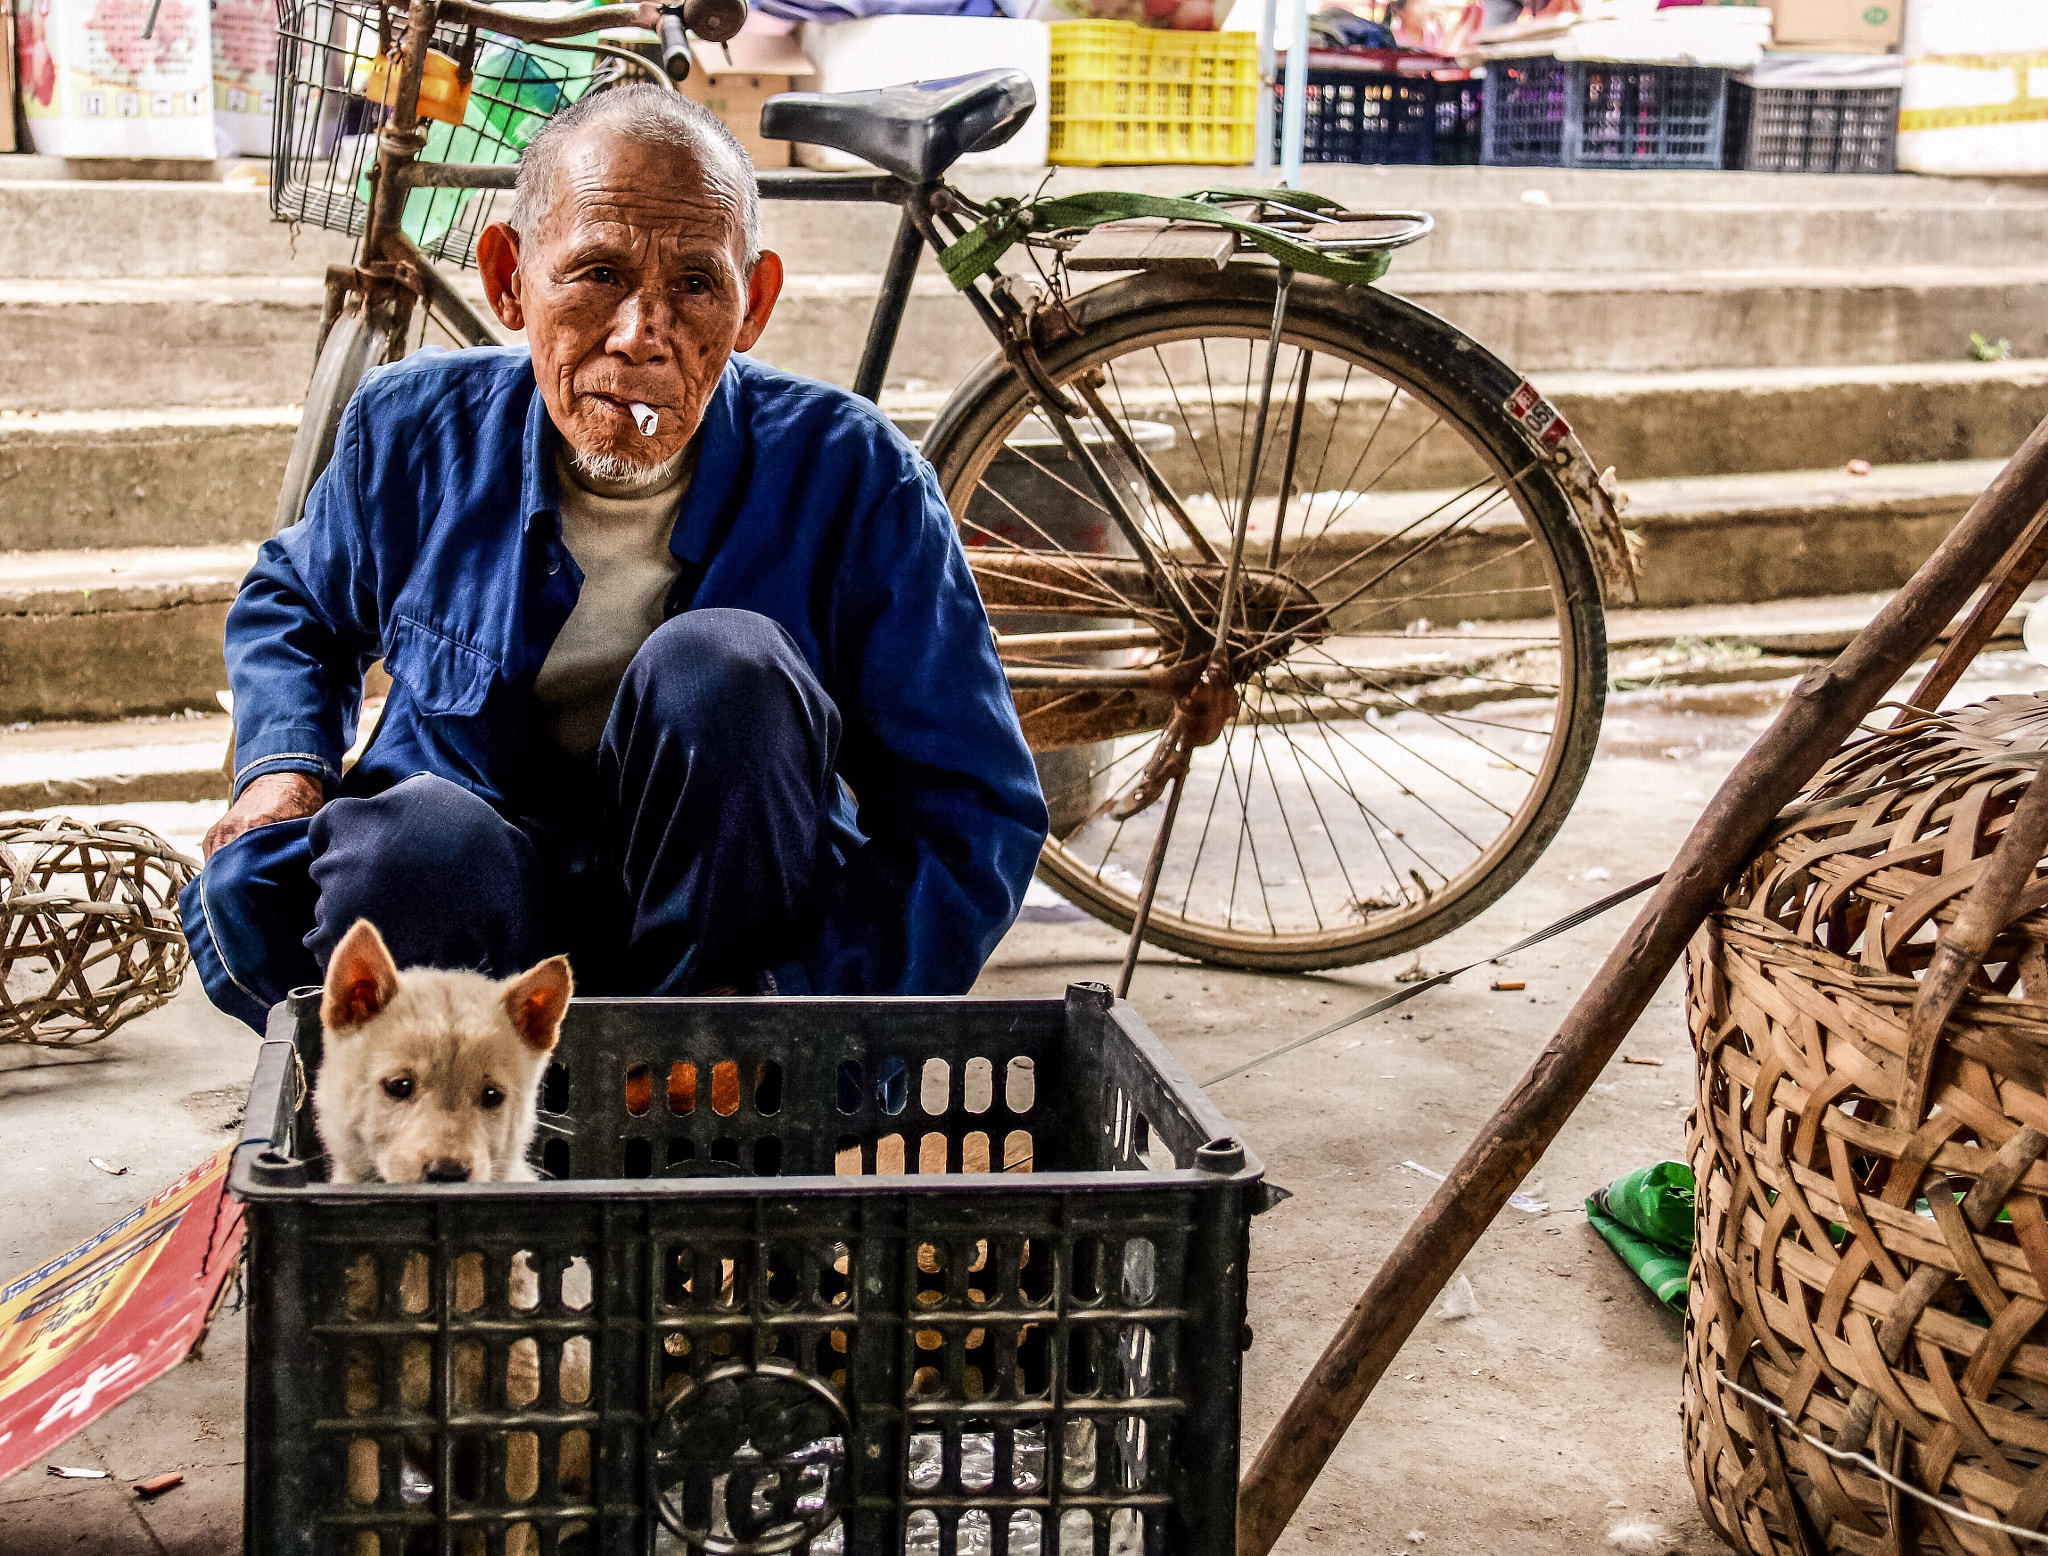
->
[0, 1147, 245, 1481]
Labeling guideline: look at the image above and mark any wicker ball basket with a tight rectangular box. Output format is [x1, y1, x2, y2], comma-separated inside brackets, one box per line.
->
[1685, 693, 2048, 1555]
[0, 817, 197, 1046]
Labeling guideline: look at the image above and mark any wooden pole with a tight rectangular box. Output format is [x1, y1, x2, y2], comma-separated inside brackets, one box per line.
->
[1234, 413, 2048, 1556]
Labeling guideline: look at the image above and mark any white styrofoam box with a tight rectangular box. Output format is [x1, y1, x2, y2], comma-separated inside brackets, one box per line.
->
[793, 16, 1050, 170]
[15, 0, 216, 157]
[211, 0, 276, 156]
[1554, 10, 1769, 67]
[1898, 0, 2048, 176]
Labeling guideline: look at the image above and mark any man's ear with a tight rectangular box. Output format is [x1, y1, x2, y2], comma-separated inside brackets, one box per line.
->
[477, 222, 525, 332]
[323, 920, 400, 1032]
[501, 955, 574, 1053]
[733, 249, 783, 354]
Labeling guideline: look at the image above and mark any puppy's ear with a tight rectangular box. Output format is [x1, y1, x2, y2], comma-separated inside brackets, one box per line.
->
[501, 955, 573, 1053]
[323, 920, 400, 1032]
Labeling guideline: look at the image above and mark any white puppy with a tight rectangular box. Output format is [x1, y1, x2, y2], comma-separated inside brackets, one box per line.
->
[313, 919, 571, 1184]
[314, 920, 586, 1537]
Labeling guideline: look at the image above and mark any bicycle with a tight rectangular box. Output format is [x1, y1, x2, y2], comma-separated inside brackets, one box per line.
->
[268, 0, 1637, 977]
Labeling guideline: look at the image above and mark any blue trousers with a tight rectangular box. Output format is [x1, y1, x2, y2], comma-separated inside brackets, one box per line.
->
[183, 610, 840, 1030]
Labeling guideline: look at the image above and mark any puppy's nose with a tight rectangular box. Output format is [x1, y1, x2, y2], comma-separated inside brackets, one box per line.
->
[421, 1158, 472, 1183]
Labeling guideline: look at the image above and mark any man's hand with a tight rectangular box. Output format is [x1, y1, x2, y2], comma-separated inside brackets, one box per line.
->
[202, 773, 324, 860]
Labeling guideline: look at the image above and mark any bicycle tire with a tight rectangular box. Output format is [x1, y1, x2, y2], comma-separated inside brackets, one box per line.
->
[272, 298, 408, 533]
[923, 268, 1609, 973]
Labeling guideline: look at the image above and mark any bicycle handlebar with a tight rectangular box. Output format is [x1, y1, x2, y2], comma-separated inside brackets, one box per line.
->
[430, 0, 747, 49]
[657, 10, 693, 77]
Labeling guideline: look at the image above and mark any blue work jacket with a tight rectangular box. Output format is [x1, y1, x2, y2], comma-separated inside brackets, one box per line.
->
[224, 345, 1048, 995]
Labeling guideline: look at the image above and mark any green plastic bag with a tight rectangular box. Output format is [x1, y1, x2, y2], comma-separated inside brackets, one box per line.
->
[1585, 1160, 1695, 1311]
[356, 29, 595, 255]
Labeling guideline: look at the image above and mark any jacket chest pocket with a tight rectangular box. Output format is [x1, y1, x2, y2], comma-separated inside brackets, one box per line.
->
[384, 616, 498, 716]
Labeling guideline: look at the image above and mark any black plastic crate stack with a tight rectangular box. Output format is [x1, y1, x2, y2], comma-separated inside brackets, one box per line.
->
[232, 983, 1264, 1556]
[1481, 55, 1728, 168]
[1270, 62, 1484, 164]
[1435, 75, 1486, 165]
[1725, 79, 1897, 172]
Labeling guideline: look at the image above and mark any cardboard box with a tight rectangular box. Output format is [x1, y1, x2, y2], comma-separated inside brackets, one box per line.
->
[682, 69, 795, 168]
[1769, 0, 1903, 53]
[1897, 0, 2048, 174]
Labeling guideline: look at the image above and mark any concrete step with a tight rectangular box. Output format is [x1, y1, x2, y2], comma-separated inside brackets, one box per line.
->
[0, 180, 350, 278]
[0, 711, 229, 811]
[954, 162, 2048, 208]
[7, 172, 2048, 278]
[5, 360, 2039, 552]
[0, 460, 2004, 720]
[0, 407, 297, 550]
[756, 265, 2048, 390]
[0, 277, 325, 411]
[1545, 360, 2048, 482]
[0, 544, 249, 721]
[1617, 459, 1997, 609]
[6, 583, 2029, 804]
[3, 165, 2047, 290]
[10, 264, 2038, 412]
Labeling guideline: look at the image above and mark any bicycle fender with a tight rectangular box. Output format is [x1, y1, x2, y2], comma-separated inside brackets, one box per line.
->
[1496, 382, 1639, 609]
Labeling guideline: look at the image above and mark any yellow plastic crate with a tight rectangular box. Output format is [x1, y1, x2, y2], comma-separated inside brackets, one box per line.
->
[1049, 20, 1259, 166]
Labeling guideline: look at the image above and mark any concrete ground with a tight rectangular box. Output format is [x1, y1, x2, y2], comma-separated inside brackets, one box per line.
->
[4, 645, 2044, 1555]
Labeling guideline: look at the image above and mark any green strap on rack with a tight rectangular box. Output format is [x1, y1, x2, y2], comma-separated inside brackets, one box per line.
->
[937, 186, 1397, 291]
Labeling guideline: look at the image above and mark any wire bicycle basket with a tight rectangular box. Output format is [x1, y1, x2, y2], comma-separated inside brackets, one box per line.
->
[272, 0, 622, 267]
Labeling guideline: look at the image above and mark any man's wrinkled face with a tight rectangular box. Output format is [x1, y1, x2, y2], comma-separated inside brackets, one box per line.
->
[478, 128, 782, 474]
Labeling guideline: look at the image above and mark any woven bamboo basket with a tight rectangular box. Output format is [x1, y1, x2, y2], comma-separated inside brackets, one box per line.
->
[0, 816, 196, 1046]
[1685, 692, 2048, 1555]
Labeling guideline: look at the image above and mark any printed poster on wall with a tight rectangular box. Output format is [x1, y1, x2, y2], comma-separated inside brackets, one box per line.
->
[14, 0, 215, 157]
[212, 0, 276, 155]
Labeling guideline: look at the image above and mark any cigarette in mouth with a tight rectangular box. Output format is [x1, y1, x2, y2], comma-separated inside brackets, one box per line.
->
[628, 401, 659, 436]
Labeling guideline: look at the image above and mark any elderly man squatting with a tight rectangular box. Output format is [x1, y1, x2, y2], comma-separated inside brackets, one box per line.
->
[181, 85, 1048, 1027]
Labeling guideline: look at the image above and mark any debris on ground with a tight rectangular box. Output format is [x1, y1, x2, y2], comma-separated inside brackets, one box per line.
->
[45, 1465, 109, 1479]
[1436, 1276, 1478, 1321]
[132, 1472, 183, 1498]
[88, 1157, 126, 1175]
[1606, 1516, 1673, 1553]
[1401, 1160, 1548, 1214]
[1586, 1162, 1695, 1309]
[1844, 458, 1873, 476]
[1620, 1055, 1664, 1067]
[1394, 960, 1435, 984]
[1490, 979, 1526, 991]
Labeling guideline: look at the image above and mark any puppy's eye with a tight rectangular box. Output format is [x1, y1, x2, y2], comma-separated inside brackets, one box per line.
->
[381, 1076, 414, 1101]
[480, 1086, 505, 1110]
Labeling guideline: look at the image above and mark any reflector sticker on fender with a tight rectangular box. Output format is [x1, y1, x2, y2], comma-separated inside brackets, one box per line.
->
[1505, 381, 1571, 448]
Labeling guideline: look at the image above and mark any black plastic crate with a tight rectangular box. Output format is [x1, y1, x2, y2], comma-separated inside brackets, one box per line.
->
[232, 983, 1264, 1556]
[1434, 75, 1486, 166]
[1481, 55, 1728, 169]
[1725, 80, 1897, 173]
[1270, 64, 1481, 164]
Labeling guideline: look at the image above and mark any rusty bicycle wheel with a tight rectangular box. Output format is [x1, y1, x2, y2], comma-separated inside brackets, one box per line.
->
[924, 268, 1610, 972]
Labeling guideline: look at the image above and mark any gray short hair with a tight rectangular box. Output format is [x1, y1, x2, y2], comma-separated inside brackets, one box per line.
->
[509, 83, 761, 270]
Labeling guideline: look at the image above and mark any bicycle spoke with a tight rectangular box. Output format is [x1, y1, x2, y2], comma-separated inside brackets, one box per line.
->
[938, 300, 1600, 963]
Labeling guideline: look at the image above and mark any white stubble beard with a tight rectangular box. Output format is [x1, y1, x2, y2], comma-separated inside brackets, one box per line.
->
[567, 443, 680, 490]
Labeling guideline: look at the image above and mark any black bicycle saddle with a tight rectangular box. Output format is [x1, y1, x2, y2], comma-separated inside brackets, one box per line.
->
[760, 68, 1036, 185]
